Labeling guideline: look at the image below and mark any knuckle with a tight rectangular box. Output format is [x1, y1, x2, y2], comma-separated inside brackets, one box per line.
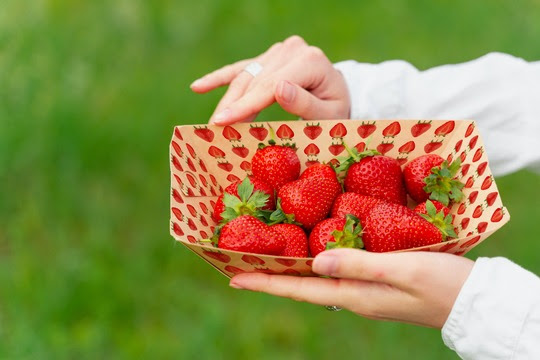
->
[284, 35, 307, 47]
[305, 46, 325, 60]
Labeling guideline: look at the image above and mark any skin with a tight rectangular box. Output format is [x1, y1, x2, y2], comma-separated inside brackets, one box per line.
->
[191, 35, 351, 125]
[230, 249, 474, 329]
[192, 35, 476, 329]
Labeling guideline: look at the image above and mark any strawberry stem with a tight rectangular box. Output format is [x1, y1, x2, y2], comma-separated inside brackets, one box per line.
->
[419, 200, 457, 240]
[326, 214, 364, 250]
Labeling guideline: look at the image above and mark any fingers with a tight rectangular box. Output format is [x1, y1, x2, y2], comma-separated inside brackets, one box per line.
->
[191, 59, 252, 94]
[210, 80, 276, 124]
[275, 80, 347, 120]
[230, 273, 350, 308]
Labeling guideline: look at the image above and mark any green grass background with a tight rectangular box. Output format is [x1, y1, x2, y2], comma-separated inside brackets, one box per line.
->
[1, 0, 540, 358]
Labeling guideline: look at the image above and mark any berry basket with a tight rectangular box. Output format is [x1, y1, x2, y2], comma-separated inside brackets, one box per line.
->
[170, 120, 510, 278]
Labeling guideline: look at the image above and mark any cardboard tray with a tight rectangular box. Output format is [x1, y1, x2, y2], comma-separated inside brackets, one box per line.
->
[170, 120, 510, 278]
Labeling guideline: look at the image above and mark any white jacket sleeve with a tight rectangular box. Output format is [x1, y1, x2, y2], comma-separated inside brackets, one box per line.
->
[441, 257, 540, 360]
[334, 53, 540, 177]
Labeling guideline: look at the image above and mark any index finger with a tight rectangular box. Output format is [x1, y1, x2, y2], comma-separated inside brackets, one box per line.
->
[191, 59, 252, 93]
[211, 79, 276, 124]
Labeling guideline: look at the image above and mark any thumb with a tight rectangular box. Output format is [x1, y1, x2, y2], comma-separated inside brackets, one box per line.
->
[275, 80, 342, 120]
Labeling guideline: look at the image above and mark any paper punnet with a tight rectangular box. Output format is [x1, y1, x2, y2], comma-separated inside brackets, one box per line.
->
[170, 120, 510, 278]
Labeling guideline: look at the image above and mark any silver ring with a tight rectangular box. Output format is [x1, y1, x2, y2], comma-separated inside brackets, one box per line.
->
[325, 306, 342, 312]
[243, 62, 263, 77]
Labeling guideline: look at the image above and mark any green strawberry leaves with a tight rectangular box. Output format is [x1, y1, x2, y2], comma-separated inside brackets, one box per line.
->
[221, 177, 270, 223]
[424, 158, 465, 206]
[419, 200, 458, 240]
[268, 199, 299, 225]
[326, 214, 365, 250]
[335, 141, 380, 175]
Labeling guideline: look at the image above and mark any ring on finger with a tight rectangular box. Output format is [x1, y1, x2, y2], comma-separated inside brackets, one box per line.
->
[243, 61, 263, 77]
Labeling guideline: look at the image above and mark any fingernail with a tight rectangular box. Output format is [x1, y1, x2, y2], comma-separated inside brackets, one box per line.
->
[212, 108, 231, 124]
[279, 80, 296, 104]
[229, 281, 245, 290]
[313, 253, 338, 276]
[190, 78, 204, 88]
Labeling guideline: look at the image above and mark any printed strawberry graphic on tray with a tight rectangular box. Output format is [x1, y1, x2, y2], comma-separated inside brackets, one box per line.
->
[217, 160, 233, 172]
[232, 145, 249, 158]
[222, 126, 241, 142]
[424, 140, 444, 153]
[208, 146, 226, 159]
[376, 141, 394, 155]
[304, 122, 322, 140]
[249, 124, 268, 141]
[276, 124, 294, 141]
[396, 140, 416, 165]
[434, 121, 455, 137]
[194, 126, 214, 142]
[171, 141, 183, 157]
[357, 121, 376, 138]
[304, 143, 320, 167]
[174, 127, 183, 140]
[382, 121, 401, 137]
[328, 122, 347, 155]
[411, 120, 432, 137]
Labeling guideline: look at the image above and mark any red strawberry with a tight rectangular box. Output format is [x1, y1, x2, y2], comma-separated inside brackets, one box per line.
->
[218, 215, 286, 255]
[331, 192, 384, 223]
[338, 146, 407, 205]
[308, 215, 364, 257]
[363, 202, 443, 252]
[413, 200, 456, 240]
[413, 200, 451, 217]
[272, 223, 309, 258]
[251, 141, 300, 191]
[403, 154, 464, 206]
[276, 173, 341, 230]
[212, 177, 275, 223]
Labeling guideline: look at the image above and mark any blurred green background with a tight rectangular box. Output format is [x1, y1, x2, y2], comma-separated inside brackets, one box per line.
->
[1, 0, 539, 358]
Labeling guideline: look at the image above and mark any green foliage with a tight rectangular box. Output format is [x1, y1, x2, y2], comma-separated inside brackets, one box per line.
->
[1, 0, 540, 359]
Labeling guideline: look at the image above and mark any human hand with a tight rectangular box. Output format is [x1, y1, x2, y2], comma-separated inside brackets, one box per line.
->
[229, 248, 474, 329]
[190, 35, 351, 125]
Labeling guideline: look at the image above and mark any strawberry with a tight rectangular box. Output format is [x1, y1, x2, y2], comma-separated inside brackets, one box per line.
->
[331, 192, 384, 222]
[214, 177, 271, 225]
[403, 154, 464, 206]
[363, 202, 443, 252]
[274, 178, 340, 231]
[212, 177, 275, 222]
[413, 200, 451, 217]
[272, 164, 341, 230]
[308, 215, 364, 257]
[337, 146, 407, 205]
[272, 223, 309, 258]
[414, 200, 456, 240]
[218, 215, 286, 255]
[251, 140, 300, 191]
[212, 177, 276, 222]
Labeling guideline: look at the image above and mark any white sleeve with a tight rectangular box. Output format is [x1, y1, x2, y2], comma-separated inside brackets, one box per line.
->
[334, 53, 540, 177]
[441, 257, 540, 360]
